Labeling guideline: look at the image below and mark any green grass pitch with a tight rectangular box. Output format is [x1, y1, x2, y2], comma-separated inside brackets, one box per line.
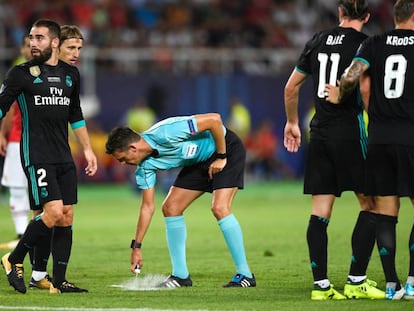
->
[0, 181, 413, 310]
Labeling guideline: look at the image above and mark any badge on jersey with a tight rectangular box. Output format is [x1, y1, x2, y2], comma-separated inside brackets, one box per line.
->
[29, 66, 41, 77]
[40, 187, 49, 198]
[183, 143, 199, 158]
[66, 75, 72, 87]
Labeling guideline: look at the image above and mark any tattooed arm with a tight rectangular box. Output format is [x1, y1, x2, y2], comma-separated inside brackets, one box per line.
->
[338, 60, 369, 102]
[325, 59, 369, 104]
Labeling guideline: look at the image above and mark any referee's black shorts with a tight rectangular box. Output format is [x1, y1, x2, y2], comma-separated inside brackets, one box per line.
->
[365, 144, 414, 197]
[304, 139, 365, 197]
[173, 129, 245, 193]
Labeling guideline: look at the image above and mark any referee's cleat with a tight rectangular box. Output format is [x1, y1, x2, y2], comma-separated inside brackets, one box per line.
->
[157, 275, 193, 288]
[344, 279, 385, 299]
[1, 252, 26, 294]
[311, 284, 346, 300]
[50, 280, 88, 293]
[223, 273, 256, 288]
[29, 274, 52, 289]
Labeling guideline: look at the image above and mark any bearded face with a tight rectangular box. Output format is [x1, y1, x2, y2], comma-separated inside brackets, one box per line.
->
[29, 25, 56, 64]
[31, 44, 53, 64]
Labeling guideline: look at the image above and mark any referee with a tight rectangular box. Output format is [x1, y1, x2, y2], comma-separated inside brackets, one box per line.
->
[105, 113, 256, 288]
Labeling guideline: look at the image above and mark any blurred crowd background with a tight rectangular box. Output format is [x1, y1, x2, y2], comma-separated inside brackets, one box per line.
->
[0, 0, 393, 50]
[0, 0, 395, 186]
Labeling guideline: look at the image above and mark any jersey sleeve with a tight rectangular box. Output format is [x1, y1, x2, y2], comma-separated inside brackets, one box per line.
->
[0, 66, 24, 119]
[68, 67, 85, 127]
[296, 31, 324, 75]
[135, 165, 156, 189]
[354, 36, 374, 68]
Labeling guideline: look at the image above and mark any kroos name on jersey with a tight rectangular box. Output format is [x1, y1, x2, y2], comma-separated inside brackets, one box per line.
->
[34, 95, 70, 106]
[386, 35, 414, 46]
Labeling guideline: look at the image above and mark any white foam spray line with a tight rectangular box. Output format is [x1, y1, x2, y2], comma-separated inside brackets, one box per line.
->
[110, 274, 169, 291]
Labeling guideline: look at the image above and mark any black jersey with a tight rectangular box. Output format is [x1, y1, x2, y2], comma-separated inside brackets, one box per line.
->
[0, 59, 84, 167]
[297, 26, 367, 140]
[355, 29, 414, 145]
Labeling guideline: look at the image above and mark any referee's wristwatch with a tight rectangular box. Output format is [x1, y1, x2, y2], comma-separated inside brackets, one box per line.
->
[130, 239, 142, 249]
[215, 152, 227, 159]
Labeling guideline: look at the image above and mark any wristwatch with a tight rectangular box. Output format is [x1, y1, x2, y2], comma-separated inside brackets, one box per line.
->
[130, 239, 142, 249]
[215, 152, 227, 159]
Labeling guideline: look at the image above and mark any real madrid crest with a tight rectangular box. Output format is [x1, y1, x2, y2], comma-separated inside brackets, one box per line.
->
[29, 66, 41, 77]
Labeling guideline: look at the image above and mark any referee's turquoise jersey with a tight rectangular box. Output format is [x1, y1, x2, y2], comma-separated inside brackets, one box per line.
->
[136, 116, 226, 189]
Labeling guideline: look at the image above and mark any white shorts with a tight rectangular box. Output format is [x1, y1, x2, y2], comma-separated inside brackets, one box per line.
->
[1, 142, 27, 188]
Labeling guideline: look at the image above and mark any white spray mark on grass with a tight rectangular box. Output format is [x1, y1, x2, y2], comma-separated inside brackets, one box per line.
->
[110, 274, 169, 291]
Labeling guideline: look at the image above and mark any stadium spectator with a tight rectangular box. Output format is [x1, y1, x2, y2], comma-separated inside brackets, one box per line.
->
[0, 19, 97, 294]
[245, 119, 283, 180]
[325, 0, 414, 300]
[284, 0, 384, 300]
[0, 1, 394, 52]
[105, 113, 255, 288]
[226, 96, 251, 141]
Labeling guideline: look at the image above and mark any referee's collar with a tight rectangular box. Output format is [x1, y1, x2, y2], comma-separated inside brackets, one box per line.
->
[150, 149, 159, 158]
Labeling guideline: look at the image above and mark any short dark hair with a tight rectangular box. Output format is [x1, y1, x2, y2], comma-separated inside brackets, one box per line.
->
[394, 0, 414, 24]
[105, 126, 141, 154]
[339, 0, 369, 20]
[32, 19, 61, 42]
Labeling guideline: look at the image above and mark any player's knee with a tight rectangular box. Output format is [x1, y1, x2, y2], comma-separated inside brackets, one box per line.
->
[161, 201, 182, 217]
[211, 204, 230, 220]
[58, 206, 73, 226]
[161, 202, 172, 216]
[43, 204, 64, 224]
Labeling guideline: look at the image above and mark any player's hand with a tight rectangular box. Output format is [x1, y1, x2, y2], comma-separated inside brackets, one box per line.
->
[284, 122, 301, 153]
[208, 158, 226, 179]
[130, 248, 143, 274]
[324, 84, 340, 104]
[84, 149, 98, 176]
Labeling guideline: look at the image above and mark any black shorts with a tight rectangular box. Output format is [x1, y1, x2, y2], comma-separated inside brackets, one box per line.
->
[173, 129, 245, 193]
[24, 162, 78, 210]
[304, 139, 366, 196]
[365, 144, 414, 197]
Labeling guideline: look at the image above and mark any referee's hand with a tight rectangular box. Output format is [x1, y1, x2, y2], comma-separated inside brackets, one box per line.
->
[209, 158, 226, 179]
